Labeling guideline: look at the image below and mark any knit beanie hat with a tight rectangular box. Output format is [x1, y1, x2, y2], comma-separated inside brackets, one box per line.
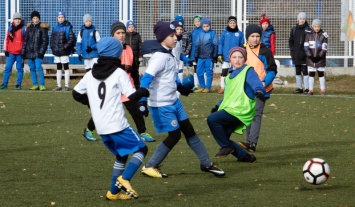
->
[174, 15, 184, 25]
[312, 19, 321, 27]
[13, 12, 22, 20]
[97, 37, 123, 58]
[259, 13, 270, 25]
[154, 21, 176, 42]
[193, 15, 201, 22]
[245, 24, 262, 39]
[227, 16, 237, 24]
[126, 20, 136, 29]
[228, 46, 247, 61]
[201, 17, 211, 26]
[172, 20, 183, 29]
[297, 12, 306, 20]
[31, 11, 40, 19]
[110, 21, 126, 36]
[83, 14, 92, 23]
[57, 10, 65, 17]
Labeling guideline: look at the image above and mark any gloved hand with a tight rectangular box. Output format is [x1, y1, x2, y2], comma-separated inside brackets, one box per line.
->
[187, 60, 194, 67]
[177, 84, 192, 96]
[37, 53, 44, 59]
[218, 55, 223, 64]
[255, 90, 265, 100]
[138, 101, 149, 117]
[86, 46, 93, 53]
[5, 51, 9, 57]
[213, 57, 218, 64]
[211, 105, 219, 113]
[78, 55, 82, 62]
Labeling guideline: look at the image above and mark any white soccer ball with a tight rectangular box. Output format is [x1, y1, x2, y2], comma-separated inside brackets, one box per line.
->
[303, 158, 330, 185]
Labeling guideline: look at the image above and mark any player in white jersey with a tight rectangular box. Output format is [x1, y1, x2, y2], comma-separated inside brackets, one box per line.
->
[72, 37, 150, 200]
[139, 21, 225, 178]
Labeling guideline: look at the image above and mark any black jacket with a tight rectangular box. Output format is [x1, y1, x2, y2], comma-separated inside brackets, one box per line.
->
[125, 31, 142, 59]
[21, 22, 50, 59]
[50, 20, 76, 56]
[289, 22, 311, 65]
[304, 29, 328, 68]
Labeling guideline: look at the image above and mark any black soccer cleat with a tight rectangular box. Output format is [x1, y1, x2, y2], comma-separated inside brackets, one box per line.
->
[237, 141, 256, 152]
[238, 153, 256, 163]
[293, 88, 303, 94]
[215, 145, 235, 158]
[200, 163, 225, 177]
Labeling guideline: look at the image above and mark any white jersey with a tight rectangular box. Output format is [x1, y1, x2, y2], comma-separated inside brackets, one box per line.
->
[74, 68, 136, 135]
[145, 51, 179, 107]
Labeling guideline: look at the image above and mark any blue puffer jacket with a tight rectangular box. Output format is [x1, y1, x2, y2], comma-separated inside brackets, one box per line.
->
[194, 28, 218, 59]
[189, 27, 202, 59]
[218, 28, 244, 62]
[261, 25, 275, 49]
[76, 25, 99, 59]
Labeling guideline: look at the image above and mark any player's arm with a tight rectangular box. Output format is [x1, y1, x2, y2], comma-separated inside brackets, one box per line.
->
[72, 76, 89, 105]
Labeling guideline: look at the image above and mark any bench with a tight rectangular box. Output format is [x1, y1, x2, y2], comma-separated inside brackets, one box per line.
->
[43, 64, 86, 77]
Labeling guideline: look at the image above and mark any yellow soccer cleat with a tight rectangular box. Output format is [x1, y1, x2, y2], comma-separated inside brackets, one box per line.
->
[141, 166, 168, 178]
[116, 176, 139, 199]
[106, 191, 132, 200]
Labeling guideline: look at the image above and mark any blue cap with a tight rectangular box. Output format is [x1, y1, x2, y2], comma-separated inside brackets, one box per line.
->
[126, 20, 136, 29]
[201, 17, 211, 26]
[97, 37, 123, 58]
[174, 15, 184, 25]
[57, 10, 65, 17]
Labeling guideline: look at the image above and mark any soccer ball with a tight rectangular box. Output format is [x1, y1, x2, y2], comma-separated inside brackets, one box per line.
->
[182, 74, 194, 90]
[303, 158, 330, 185]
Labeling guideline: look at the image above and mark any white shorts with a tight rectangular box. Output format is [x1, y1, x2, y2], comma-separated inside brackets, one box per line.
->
[308, 66, 325, 72]
[54, 56, 69, 64]
[84, 58, 98, 69]
[222, 61, 231, 69]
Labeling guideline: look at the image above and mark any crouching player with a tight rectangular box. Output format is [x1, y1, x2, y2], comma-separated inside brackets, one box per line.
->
[72, 37, 149, 200]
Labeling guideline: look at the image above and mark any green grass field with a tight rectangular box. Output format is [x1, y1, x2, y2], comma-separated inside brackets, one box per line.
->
[0, 77, 355, 207]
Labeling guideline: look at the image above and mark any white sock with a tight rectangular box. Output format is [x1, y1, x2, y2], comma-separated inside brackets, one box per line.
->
[304, 75, 309, 90]
[64, 70, 70, 87]
[194, 73, 199, 87]
[309, 76, 314, 91]
[319, 76, 326, 90]
[296, 75, 302, 89]
[220, 76, 225, 88]
[56, 70, 62, 87]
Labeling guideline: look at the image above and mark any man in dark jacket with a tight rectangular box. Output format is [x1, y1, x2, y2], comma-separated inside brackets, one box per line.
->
[289, 12, 311, 94]
[125, 20, 142, 88]
[21, 11, 50, 91]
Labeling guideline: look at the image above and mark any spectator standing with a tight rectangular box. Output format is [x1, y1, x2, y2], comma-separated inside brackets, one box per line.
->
[304, 19, 328, 96]
[289, 12, 311, 94]
[190, 15, 202, 90]
[0, 13, 25, 90]
[125, 20, 142, 88]
[217, 16, 245, 94]
[260, 13, 276, 55]
[50, 11, 76, 91]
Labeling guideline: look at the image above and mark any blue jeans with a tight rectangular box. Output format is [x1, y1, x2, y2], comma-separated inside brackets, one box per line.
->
[2, 53, 24, 85]
[207, 109, 247, 160]
[28, 58, 45, 86]
[196, 58, 214, 89]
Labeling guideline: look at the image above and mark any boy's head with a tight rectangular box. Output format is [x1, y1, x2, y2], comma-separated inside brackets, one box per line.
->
[172, 20, 183, 36]
[126, 20, 136, 33]
[228, 47, 247, 68]
[97, 37, 123, 58]
[57, 11, 65, 24]
[83, 14, 92, 27]
[12, 13, 22, 25]
[246, 24, 262, 47]
[174, 15, 184, 26]
[153, 21, 177, 48]
[111, 21, 126, 43]
[312, 19, 321, 33]
[193, 15, 201, 28]
[201, 18, 211, 32]
[297, 12, 306, 25]
[259, 13, 270, 31]
[227, 16, 237, 29]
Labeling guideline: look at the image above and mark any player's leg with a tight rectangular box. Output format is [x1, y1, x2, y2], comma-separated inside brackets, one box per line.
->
[82, 117, 97, 141]
[63, 56, 70, 91]
[35, 57, 45, 90]
[28, 58, 39, 90]
[203, 58, 213, 92]
[0, 53, 16, 89]
[308, 66, 316, 95]
[317, 68, 326, 96]
[294, 65, 303, 93]
[219, 62, 230, 94]
[194, 59, 206, 92]
[301, 64, 309, 93]
[53, 56, 63, 91]
[14, 54, 24, 89]
[240, 97, 266, 152]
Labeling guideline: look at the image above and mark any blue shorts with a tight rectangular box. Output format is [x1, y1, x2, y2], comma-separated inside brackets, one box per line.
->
[150, 99, 188, 134]
[101, 127, 146, 157]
